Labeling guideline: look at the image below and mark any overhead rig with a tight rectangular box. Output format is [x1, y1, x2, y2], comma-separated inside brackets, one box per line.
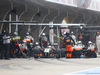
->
[49, 25, 100, 30]
[1, 20, 100, 33]
[1, 20, 100, 30]
[0, 20, 85, 34]
[12, 22, 85, 27]
[0, 20, 85, 26]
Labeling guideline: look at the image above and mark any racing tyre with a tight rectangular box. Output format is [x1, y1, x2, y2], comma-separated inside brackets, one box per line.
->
[93, 53, 97, 58]
[55, 49, 61, 58]
[33, 49, 40, 58]
[34, 55, 39, 58]
[60, 48, 66, 57]
[56, 54, 61, 58]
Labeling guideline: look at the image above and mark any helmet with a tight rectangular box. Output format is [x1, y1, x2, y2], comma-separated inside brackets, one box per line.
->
[77, 41, 82, 45]
[71, 31, 73, 34]
[64, 32, 66, 35]
[14, 32, 18, 35]
[66, 32, 69, 36]
[78, 41, 82, 43]
[42, 33, 45, 36]
[26, 32, 29, 35]
[35, 42, 39, 45]
[88, 41, 92, 44]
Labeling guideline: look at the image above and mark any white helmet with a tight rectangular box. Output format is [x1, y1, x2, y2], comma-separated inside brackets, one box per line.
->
[71, 31, 73, 34]
[78, 41, 82, 44]
[35, 42, 39, 45]
[42, 33, 45, 36]
[26, 32, 29, 35]
[14, 32, 18, 35]
[64, 32, 66, 35]
[88, 41, 92, 44]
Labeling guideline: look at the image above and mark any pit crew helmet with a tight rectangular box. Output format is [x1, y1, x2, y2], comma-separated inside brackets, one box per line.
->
[35, 42, 39, 45]
[71, 31, 73, 34]
[64, 32, 66, 35]
[42, 33, 45, 36]
[88, 41, 92, 44]
[26, 32, 29, 35]
[14, 32, 18, 35]
[77, 41, 82, 44]
[66, 32, 70, 36]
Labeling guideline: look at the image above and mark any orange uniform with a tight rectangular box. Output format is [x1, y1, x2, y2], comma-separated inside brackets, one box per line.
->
[64, 35, 75, 58]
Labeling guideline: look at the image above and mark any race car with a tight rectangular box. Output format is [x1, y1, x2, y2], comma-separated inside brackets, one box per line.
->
[33, 43, 61, 58]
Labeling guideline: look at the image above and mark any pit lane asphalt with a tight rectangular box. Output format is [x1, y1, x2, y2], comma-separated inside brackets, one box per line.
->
[0, 55, 100, 75]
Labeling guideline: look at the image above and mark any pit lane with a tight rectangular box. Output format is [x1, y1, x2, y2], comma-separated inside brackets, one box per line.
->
[0, 55, 100, 75]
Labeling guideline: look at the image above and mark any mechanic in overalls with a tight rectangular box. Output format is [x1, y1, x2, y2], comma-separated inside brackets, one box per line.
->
[23, 32, 34, 57]
[12, 32, 21, 58]
[86, 41, 96, 58]
[39, 33, 48, 48]
[73, 41, 84, 58]
[62, 32, 67, 48]
[70, 31, 76, 44]
[64, 32, 75, 58]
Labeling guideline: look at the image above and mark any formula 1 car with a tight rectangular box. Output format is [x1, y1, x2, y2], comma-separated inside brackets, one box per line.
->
[33, 43, 61, 58]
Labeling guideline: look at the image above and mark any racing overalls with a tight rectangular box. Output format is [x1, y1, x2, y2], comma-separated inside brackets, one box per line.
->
[39, 36, 48, 48]
[86, 44, 95, 58]
[73, 44, 83, 58]
[64, 36, 75, 58]
[23, 35, 34, 57]
[12, 36, 21, 57]
[70, 34, 76, 44]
